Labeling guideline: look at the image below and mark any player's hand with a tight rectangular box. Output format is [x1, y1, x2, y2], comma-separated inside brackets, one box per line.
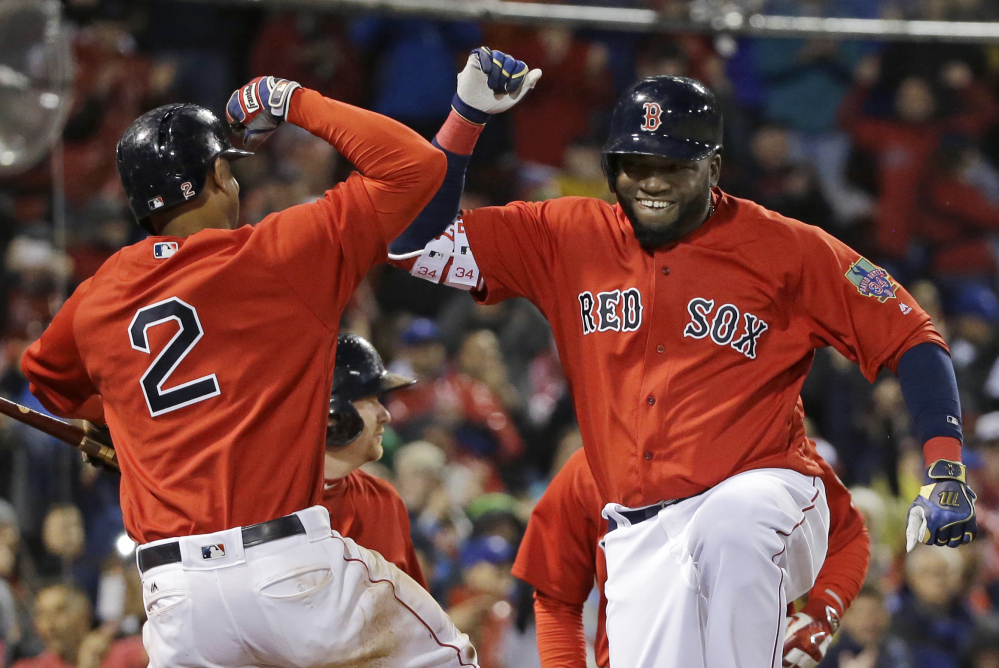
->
[782, 604, 839, 668]
[453, 47, 541, 120]
[225, 76, 301, 151]
[905, 459, 977, 552]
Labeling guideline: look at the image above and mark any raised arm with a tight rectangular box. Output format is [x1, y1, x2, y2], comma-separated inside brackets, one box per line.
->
[227, 76, 446, 242]
[388, 48, 541, 284]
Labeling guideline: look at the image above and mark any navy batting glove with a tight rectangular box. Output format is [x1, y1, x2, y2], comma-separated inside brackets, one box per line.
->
[906, 459, 977, 552]
[452, 47, 541, 124]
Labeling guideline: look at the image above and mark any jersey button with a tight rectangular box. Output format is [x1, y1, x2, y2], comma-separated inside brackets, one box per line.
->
[661, 267, 670, 275]
[657, 344, 665, 354]
[647, 395, 656, 405]
[644, 451, 653, 460]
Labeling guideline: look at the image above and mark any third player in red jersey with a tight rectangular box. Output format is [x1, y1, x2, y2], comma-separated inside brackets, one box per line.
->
[512, 447, 870, 668]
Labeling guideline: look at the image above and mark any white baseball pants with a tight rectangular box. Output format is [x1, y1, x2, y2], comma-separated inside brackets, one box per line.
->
[138, 506, 478, 668]
[601, 468, 829, 668]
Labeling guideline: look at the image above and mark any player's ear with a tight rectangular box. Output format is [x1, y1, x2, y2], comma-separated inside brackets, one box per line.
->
[708, 153, 722, 187]
[210, 157, 233, 194]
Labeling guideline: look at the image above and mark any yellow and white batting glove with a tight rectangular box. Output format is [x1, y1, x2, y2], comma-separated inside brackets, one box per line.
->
[905, 459, 977, 552]
[783, 603, 839, 668]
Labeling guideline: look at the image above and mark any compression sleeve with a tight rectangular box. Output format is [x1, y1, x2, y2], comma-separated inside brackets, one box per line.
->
[896, 341, 963, 463]
[389, 110, 485, 254]
[534, 590, 587, 668]
[286, 88, 446, 242]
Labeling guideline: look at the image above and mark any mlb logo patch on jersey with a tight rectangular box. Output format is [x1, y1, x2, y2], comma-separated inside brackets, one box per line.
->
[153, 242, 178, 259]
[845, 257, 897, 303]
[202, 544, 226, 560]
[148, 197, 164, 210]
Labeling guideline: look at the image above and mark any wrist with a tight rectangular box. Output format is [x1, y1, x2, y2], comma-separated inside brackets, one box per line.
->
[801, 597, 840, 631]
[924, 437, 962, 467]
[451, 94, 490, 125]
[435, 110, 486, 155]
[285, 86, 311, 128]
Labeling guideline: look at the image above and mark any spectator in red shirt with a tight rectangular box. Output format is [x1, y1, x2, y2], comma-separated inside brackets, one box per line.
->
[915, 140, 999, 276]
[13, 585, 145, 668]
[838, 57, 999, 262]
[386, 318, 525, 469]
[503, 28, 612, 169]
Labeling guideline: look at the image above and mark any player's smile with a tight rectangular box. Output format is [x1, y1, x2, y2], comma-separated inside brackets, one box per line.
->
[614, 152, 720, 249]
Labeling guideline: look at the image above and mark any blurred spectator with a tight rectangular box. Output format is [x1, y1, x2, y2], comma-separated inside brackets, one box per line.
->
[916, 140, 999, 277]
[822, 584, 914, 667]
[732, 123, 833, 229]
[528, 140, 614, 203]
[458, 330, 522, 414]
[448, 535, 517, 668]
[963, 615, 999, 668]
[349, 18, 481, 137]
[506, 28, 612, 169]
[387, 318, 524, 468]
[437, 297, 551, 402]
[0, 500, 20, 663]
[13, 584, 144, 668]
[949, 283, 999, 415]
[889, 547, 975, 668]
[753, 1, 877, 226]
[839, 57, 999, 263]
[41, 506, 85, 581]
[250, 13, 364, 106]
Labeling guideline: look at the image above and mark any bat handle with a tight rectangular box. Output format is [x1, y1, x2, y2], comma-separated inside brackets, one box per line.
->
[78, 434, 119, 471]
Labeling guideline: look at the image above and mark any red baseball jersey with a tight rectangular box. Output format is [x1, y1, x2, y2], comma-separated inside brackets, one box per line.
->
[21, 89, 445, 543]
[462, 190, 945, 507]
[322, 469, 428, 589]
[512, 447, 870, 668]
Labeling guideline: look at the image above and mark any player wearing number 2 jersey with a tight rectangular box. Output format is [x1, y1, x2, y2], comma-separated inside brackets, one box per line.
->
[17, 78, 489, 668]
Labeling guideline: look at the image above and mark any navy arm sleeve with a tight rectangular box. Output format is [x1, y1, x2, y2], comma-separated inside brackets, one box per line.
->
[896, 342, 963, 444]
[388, 139, 471, 255]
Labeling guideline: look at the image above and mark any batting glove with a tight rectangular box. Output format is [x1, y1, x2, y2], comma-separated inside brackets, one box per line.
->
[452, 47, 542, 123]
[782, 604, 839, 668]
[906, 459, 977, 552]
[226, 76, 301, 151]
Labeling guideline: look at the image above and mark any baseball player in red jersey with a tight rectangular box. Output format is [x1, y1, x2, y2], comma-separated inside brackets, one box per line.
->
[322, 333, 428, 588]
[511, 446, 870, 668]
[392, 72, 976, 667]
[16, 75, 488, 667]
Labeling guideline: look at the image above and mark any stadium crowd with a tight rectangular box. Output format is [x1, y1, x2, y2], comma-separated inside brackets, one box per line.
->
[3, 0, 999, 666]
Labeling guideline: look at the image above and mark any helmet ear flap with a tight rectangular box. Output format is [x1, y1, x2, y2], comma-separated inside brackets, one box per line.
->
[326, 394, 364, 448]
[601, 154, 618, 194]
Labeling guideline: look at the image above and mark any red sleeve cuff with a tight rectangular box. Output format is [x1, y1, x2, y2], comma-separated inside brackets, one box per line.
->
[434, 110, 485, 155]
[924, 436, 962, 465]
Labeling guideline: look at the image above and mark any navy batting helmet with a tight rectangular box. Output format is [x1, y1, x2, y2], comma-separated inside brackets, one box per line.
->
[602, 76, 722, 190]
[327, 334, 416, 448]
[116, 104, 252, 232]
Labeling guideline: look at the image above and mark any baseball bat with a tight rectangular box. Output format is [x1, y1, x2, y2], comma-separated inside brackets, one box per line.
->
[0, 396, 118, 472]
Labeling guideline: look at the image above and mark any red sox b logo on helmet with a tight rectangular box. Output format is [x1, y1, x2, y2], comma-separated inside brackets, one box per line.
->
[641, 102, 662, 132]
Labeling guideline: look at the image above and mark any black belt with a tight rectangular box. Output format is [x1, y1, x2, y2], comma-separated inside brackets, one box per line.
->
[137, 514, 306, 573]
[606, 494, 703, 532]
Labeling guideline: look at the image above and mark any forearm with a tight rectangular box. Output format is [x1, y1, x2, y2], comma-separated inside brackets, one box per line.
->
[534, 591, 587, 668]
[896, 342, 963, 463]
[808, 525, 870, 617]
[287, 88, 446, 238]
[390, 109, 485, 254]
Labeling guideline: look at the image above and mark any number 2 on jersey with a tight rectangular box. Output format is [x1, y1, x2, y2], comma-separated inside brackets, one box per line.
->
[129, 297, 220, 417]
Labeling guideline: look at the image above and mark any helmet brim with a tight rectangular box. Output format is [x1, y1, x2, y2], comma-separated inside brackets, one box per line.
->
[603, 133, 719, 162]
[378, 372, 417, 395]
[220, 147, 253, 161]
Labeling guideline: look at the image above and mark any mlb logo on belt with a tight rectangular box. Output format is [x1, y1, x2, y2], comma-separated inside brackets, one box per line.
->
[202, 544, 226, 560]
[148, 196, 164, 210]
[153, 242, 178, 259]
